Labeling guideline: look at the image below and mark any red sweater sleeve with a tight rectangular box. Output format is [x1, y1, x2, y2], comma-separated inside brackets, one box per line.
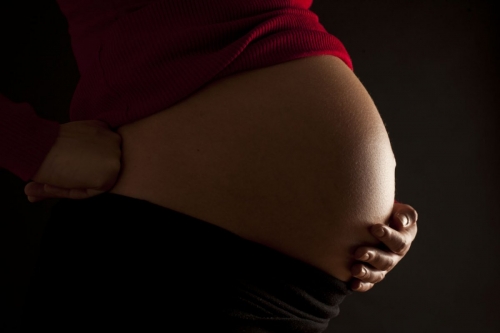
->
[0, 94, 60, 182]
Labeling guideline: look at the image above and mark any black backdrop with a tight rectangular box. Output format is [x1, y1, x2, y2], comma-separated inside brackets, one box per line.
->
[1, 1, 499, 332]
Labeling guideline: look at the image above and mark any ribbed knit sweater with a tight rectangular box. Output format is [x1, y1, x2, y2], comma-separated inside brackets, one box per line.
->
[0, 0, 353, 182]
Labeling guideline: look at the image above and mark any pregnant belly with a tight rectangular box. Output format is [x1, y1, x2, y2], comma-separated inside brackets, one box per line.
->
[109, 55, 396, 281]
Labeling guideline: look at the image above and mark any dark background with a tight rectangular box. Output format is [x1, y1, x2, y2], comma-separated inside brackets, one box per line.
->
[1, 0, 499, 332]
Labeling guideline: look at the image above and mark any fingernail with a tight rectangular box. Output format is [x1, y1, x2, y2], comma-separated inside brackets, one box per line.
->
[374, 227, 385, 237]
[398, 213, 409, 226]
[360, 268, 367, 277]
[359, 253, 370, 261]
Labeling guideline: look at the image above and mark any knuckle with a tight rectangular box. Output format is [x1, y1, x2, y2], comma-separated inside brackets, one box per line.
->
[396, 238, 408, 253]
[372, 251, 384, 267]
[356, 283, 367, 292]
[386, 226, 396, 240]
[376, 271, 386, 283]
[381, 256, 394, 271]
[365, 283, 374, 291]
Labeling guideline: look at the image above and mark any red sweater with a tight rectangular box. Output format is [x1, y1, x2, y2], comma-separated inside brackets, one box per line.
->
[0, 0, 353, 182]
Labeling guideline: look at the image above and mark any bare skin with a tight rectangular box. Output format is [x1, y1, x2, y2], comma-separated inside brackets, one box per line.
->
[23, 117, 418, 290]
[106, 55, 397, 281]
[350, 203, 418, 291]
[25, 120, 121, 201]
[26, 163, 419, 292]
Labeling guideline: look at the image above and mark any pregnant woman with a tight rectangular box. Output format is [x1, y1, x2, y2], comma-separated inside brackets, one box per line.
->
[1, 0, 418, 332]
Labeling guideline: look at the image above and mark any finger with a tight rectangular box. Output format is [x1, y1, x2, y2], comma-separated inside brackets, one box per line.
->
[392, 211, 410, 230]
[371, 224, 410, 255]
[354, 247, 400, 271]
[24, 182, 44, 197]
[352, 263, 387, 284]
[43, 184, 73, 197]
[25, 182, 61, 198]
[27, 196, 44, 203]
[44, 185, 91, 200]
[25, 182, 90, 200]
[391, 203, 419, 237]
[350, 279, 374, 293]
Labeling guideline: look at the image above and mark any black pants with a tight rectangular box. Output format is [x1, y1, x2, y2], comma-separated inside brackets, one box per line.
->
[18, 193, 352, 332]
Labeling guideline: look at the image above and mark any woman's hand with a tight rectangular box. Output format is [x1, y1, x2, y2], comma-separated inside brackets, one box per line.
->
[24, 120, 122, 203]
[350, 202, 419, 292]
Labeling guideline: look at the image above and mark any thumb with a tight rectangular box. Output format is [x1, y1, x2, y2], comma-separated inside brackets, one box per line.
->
[391, 204, 418, 230]
[393, 212, 409, 229]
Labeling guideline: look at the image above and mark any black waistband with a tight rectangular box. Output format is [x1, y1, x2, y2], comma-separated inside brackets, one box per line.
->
[20, 192, 352, 332]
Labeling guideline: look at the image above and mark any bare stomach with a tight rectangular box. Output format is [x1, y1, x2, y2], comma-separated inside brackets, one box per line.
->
[109, 55, 396, 281]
